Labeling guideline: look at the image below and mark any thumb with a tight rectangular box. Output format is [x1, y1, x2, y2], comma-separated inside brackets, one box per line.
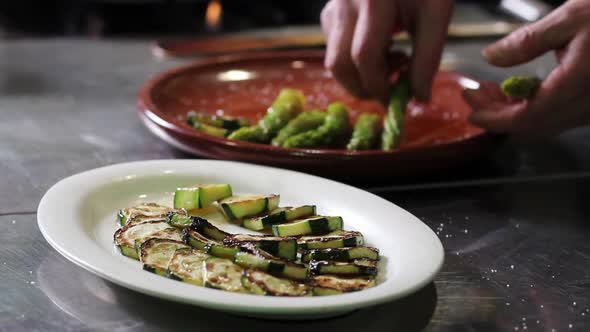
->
[482, 7, 574, 67]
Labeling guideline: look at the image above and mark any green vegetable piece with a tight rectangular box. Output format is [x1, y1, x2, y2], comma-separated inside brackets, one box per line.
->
[187, 111, 249, 130]
[191, 120, 229, 137]
[259, 88, 306, 137]
[272, 110, 326, 146]
[282, 102, 349, 148]
[500, 76, 541, 98]
[382, 72, 411, 150]
[347, 113, 381, 150]
[227, 126, 268, 143]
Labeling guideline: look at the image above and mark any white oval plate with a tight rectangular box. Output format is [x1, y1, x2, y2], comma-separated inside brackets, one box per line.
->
[38, 160, 443, 319]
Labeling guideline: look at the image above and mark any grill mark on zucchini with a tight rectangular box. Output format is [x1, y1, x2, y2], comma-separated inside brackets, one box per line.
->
[183, 228, 239, 259]
[242, 269, 310, 296]
[114, 221, 181, 259]
[310, 275, 376, 295]
[166, 209, 192, 228]
[140, 238, 189, 276]
[167, 248, 210, 285]
[189, 216, 230, 242]
[203, 257, 248, 293]
[301, 247, 379, 263]
[309, 259, 378, 276]
[297, 230, 364, 251]
[223, 234, 298, 261]
[219, 194, 280, 220]
[272, 216, 343, 237]
[234, 244, 308, 281]
[117, 203, 172, 226]
[242, 205, 316, 231]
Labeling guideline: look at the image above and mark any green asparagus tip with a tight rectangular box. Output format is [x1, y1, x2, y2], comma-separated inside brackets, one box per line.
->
[500, 76, 541, 98]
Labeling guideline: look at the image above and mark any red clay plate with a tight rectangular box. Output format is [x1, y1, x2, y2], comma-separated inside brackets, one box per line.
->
[138, 50, 496, 180]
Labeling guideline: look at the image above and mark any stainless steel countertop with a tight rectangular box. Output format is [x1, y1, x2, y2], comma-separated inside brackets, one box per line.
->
[1, 38, 589, 331]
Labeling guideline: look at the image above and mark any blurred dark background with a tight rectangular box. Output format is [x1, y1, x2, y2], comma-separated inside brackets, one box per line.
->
[0, 0, 565, 38]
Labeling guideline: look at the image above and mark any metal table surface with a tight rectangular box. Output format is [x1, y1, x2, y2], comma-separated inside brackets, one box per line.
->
[1, 38, 589, 332]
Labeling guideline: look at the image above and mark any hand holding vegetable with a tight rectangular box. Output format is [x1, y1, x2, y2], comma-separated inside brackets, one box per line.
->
[464, 0, 590, 138]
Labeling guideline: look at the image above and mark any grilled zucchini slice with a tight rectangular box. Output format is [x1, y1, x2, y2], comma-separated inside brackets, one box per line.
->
[167, 209, 191, 228]
[203, 257, 248, 293]
[219, 194, 280, 220]
[242, 205, 316, 231]
[117, 203, 172, 226]
[309, 259, 378, 277]
[310, 275, 376, 295]
[301, 247, 379, 263]
[272, 216, 343, 237]
[140, 239, 189, 276]
[191, 121, 230, 137]
[174, 184, 233, 210]
[167, 248, 210, 285]
[114, 221, 181, 260]
[233, 245, 308, 281]
[223, 234, 297, 261]
[297, 230, 364, 251]
[183, 228, 239, 259]
[189, 216, 230, 241]
[125, 215, 168, 228]
[241, 269, 310, 296]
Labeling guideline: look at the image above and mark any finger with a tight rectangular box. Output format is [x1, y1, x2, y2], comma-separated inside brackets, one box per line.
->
[410, 0, 454, 101]
[462, 81, 508, 108]
[474, 30, 590, 137]
[469, 102, 528, 133]
[350, 0, 396, 103]
[322, 1, 367, 98]
[524, 29, 590, 130]
[482, 5, 576, 67]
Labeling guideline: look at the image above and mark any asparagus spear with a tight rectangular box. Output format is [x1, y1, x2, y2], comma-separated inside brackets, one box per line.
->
[282, 102, 349, 148]
[228, 88, 305, 143]
[382, 72, 411, 150]
[260, 88, 306, 137]
[272, 110, 326, 146]
[500, 76, 541, 98]
[347, 113, 381, 150]
[226, 125, 267, 143]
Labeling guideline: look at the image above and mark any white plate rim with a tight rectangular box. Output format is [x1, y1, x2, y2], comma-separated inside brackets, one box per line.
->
[37, 159, 444, 316]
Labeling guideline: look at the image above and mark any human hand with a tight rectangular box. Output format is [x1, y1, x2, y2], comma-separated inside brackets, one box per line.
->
[464, 0, 590, 138]
[320, 0, 454, 103]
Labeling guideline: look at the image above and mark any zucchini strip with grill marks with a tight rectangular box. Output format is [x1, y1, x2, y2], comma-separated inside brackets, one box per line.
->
[203, 257, 249, 293]
[241, 269, 310, 296]
[140, 238, 189, 276]
[310, 275, 376, 295]
[301, 247, 379, 263]
[117, 203, 172, 226]
[297, 230, 364, 251]
[219, 194, 280, 220]
[183, 228, 239, 259]
[167, 209, 191, 228]
[223, 233, 298, 261]
[309, 259, 378, 277]
[174, 184, 233, 210]
[272, 216, 343, 237]
[114, 221, 182, 260]
[167, 248, 210, 285]
[233, 244, 308, 281]
[242, 205, 316, 231]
